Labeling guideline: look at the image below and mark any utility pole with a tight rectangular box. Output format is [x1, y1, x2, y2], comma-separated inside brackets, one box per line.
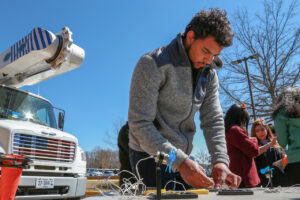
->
[231, 54, 260, 120]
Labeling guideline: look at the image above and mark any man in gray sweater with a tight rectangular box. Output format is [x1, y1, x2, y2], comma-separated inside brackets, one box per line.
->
[128, 8, 241, 189]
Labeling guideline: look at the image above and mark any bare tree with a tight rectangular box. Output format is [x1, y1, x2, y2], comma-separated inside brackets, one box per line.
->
[219, 0, 300, 122]
[86, 147, 119, 168]
[104, 118, 125, 146]
[194, 150, 211, 167]
[86, 118, 125, 169]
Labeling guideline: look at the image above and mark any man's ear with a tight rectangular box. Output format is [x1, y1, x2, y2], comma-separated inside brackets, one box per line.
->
[186, 30, 195, 46]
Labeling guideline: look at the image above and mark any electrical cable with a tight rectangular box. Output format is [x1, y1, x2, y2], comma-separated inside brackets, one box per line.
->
[136, 156, 154, 180]
[163, 180, 187, 191]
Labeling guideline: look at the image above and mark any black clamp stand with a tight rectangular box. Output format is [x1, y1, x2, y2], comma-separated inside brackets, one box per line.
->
[154, 152, 169, 200]
[0, 154, 31, 169]
[265, 171, 273, 189]
[260, 166, 274, 189]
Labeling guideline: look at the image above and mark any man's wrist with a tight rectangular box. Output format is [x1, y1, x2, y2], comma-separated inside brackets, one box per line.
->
[213, 162, 229, 168]
[212, 158, 229, 167]
[173, 149, 189, 171]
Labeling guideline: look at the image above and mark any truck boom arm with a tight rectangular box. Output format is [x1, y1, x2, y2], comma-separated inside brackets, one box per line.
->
[0, 27, 85, 88]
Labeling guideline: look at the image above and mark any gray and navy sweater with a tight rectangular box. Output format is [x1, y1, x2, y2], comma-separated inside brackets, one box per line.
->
[128, 33, 229, 171]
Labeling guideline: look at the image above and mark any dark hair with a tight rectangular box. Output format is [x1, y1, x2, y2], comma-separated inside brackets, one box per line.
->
[272, 86, 300, 118]
[183, 8, 233, 47]
[224, 104, 250, 133]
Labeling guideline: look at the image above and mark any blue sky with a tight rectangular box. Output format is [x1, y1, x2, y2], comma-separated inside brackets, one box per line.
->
[1, 0, 298, 155]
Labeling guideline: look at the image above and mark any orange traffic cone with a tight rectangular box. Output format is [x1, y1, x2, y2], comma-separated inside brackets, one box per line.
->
[0, 155, 25, 200]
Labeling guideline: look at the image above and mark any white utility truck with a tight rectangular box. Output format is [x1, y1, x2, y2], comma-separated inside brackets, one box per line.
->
[0, 27, 86, 199]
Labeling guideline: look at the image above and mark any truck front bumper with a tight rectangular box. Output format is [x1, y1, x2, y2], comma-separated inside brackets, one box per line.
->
[10, 175, 86, 199]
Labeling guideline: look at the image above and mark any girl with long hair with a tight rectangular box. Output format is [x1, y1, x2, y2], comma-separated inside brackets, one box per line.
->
[225, 104, 260, 188]
[251, 119, 287, 187]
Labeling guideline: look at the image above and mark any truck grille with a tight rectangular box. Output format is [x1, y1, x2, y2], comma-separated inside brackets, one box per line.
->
[13, 133, 76, 163]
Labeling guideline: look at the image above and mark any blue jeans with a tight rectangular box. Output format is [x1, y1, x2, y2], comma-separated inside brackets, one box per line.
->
[129, 148, 191, 190]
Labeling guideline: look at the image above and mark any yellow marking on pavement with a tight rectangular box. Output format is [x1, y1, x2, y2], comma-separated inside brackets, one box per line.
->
[87, 179, 119, 182]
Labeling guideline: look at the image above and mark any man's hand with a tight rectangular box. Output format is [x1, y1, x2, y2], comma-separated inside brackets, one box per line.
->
[211, 162, 241, 189]
[177, 158, 214, 188]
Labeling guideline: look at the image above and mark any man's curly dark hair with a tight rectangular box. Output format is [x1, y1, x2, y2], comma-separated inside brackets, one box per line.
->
[183, 8, 233, 47]
[272, 87, 300, 118]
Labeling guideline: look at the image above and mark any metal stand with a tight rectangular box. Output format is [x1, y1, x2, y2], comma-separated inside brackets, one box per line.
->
[265, 172, 273, 189]
[156, 164, 162, 200]
[260, 166, 275, 189]
[154, 152, 169, 200]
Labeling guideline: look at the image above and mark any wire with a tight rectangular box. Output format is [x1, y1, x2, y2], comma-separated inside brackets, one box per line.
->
[100, 155, 153, 198]
[164, 180, 187, 191]
[265, 177, 271, 188]
[135, 155, 154, 181]
[288, 184, 300, 187]
[264, 187, 280, 193]
[282, 184, 300, 193]
[89, 155, 161, 199]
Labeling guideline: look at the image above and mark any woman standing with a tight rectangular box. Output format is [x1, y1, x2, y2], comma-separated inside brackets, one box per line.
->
[251, 119, 287, 187]
[273, 87, 300, 186]
[225, 104, 260, 188]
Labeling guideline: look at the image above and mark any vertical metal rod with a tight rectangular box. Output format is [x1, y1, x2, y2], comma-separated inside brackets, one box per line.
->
[244, 59, 256, 120]
[270, 177, 273, 189]
[156, 164, 161, 200]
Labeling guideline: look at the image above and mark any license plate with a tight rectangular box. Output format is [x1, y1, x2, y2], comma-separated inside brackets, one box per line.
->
[35, 178, 54, 189]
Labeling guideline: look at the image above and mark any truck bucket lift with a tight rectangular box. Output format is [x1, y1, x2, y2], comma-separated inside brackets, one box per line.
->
[0, 27, 85, 88]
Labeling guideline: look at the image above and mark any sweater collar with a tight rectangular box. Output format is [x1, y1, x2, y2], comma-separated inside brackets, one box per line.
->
[165, 33, 191, 67]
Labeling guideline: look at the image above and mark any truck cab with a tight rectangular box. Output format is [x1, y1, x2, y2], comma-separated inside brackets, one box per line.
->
[0, 27, 86, 199]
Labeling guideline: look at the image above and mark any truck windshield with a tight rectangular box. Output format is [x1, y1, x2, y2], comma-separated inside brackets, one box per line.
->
[0, 86, 57, 128]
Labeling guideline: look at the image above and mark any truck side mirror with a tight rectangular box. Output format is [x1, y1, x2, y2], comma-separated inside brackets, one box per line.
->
[58, 112, 65, 131]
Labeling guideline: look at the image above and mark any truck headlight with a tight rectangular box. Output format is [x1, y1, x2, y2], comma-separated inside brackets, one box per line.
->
[78, 147, 86, 161]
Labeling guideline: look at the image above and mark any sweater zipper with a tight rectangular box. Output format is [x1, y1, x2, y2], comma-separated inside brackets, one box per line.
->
[179, 67, 194, 153]
[179, 105, 193, 153]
